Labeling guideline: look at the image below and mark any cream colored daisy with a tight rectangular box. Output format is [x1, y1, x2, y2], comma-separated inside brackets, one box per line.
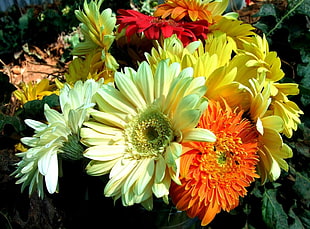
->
[12, 79, 104, 198]
[81, 60, 216, 210]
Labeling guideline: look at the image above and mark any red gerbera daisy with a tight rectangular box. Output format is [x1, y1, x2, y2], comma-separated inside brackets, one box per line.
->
[117, 9, 209, 46]
[170, 99, 260, 226]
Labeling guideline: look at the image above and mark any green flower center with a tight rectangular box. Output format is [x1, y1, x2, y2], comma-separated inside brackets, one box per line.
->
[125, 106, 173, 159]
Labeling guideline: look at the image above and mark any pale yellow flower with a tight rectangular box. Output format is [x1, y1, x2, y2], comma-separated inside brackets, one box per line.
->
[12, 79, 104, 198]
[81, 60, 216, 210]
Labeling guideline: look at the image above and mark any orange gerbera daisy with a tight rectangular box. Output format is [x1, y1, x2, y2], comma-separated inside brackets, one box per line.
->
[170, 100, 260, 226]
[154, 0, 228, 23]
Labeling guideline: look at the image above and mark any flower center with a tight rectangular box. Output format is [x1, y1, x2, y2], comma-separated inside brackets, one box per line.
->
[198, 133, 244, 176]
[125, 106, 173, 159]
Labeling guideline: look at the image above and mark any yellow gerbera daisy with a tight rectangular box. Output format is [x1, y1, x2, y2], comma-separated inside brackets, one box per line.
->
[65, 50, 115, 85]
[154, 0, 229, 23]
[269, 83, 304, 138]
[232, 34, 303, 138]
[145, 34, 201, 71]
[81, 60, 216, 210]
[72, 0, 119, 72]
[208, 16, 256, 51]
[248, 78, 293, 182]
[12, 79, 104, 198]
[145, 33, 251, 109]
[13, 79, 58, 105]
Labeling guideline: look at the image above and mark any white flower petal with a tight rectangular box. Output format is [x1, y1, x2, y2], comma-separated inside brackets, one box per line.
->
[122, 159, 148, 195]
[136, 61, 154, 104]
[95, 87, 136, 115]
[152, 169, 171, 198]
[86, 159, 117, 176]
[83, 121, 124, 135]
[44, 104, 64, 124]
[109, 158, 137, 180]
[182, 128, 216, 142]
[24, 119, 47, 132]
[173, 109, 201, 130]
[165, 142, 182, 169]
[38, 147, 56, 176]
[81, 126, 124, 146]
[105, 159, 137, 196]
[89, 109, 126, 129]
[154, 155, 166, 183]
[21, 161, 35, 174]
[154, 60, 178, 98]
[185, 76, 207, 97]
[44, 152, 58, 194]
[135, 158, 154, 196]
[84, 145, 125, 161]
[21, 137, 39, 147]
[115, 71, 146, 108]
[256, 117, 264, 135]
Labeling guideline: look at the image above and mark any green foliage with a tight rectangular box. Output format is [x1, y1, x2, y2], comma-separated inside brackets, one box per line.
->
[22, 93, 60, 120]
[0, 0, 83, 57]
[299, 49, 310, 106]
[253, 0, 310, 114]
[262, 187, 289, 228]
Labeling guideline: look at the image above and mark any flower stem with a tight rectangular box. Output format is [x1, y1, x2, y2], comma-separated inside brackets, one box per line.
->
[266, 0, 305, 37]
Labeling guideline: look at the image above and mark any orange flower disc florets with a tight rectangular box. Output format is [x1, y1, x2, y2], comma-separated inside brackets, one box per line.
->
[170, 100, 260, 226]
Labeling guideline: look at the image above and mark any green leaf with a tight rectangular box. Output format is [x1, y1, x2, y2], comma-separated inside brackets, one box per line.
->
[18, 12, 29, 31]
[288, 0, 310, 17]
[0, 113, 25, 133]
[292, 172, 310, 204]
[262, 189, 289, 229]
[298, 49, 310, 106]
[23, 94, 60, 120]
[253, 4, 278, 17]
[253, 21, 271, 35]
[42, 94, 60, 108]
[299, 208, 310, 228]
[288, 201, 305, 229]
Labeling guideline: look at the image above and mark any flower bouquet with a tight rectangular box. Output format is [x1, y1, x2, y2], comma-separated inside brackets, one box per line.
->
[11, 0, 304, 227]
